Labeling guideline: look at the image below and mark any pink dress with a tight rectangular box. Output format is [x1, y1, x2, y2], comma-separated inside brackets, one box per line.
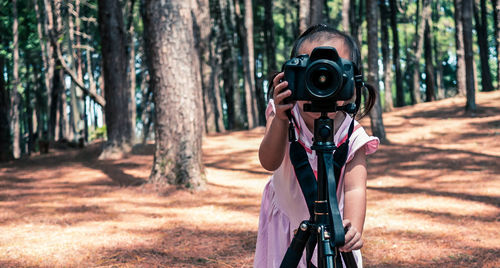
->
[254, 100, 379, 268]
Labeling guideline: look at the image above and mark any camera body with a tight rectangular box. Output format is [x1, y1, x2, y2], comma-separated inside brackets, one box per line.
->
[282, 46, 355, 103]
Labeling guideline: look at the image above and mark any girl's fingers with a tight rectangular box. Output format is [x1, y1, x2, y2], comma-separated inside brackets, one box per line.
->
[273, 81, 289, 99]
[274, 89, 291, 105]
[273, 72, 284, 86]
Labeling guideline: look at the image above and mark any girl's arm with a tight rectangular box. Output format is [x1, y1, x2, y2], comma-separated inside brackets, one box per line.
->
[259, 72, 294, 171]
[339, 146, 367, 252]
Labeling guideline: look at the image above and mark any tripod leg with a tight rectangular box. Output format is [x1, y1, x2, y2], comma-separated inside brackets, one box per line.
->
[280, 221, 311, 268]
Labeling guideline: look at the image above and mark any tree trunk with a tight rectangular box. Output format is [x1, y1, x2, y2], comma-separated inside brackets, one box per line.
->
[235, 0, 257, 129]
[366, 0, 387, 143]
[299, 0, 310, 33]
[98, 0, 133, 159]
[342, 0, 351, 32]
[389, 0, 404, 107]
[410, 0, 431, 105]
[194, 0, 216, 134]
[473, 0, 494, 92]
[494, 0, 500, 90]
[432, 2, 444, 99]
[11, 0, 21, 159]
[462, 0, 476, 113]
[264, 0, 277, 72]
[309, 0, 324, 26]
[424, 19, 435, 102]
[454, 0, 467, 96]
[126, 0, 137, 143]
[142, 0, 205, 189]
[380, 0, 393, 112]
[0, 54, 11, 161]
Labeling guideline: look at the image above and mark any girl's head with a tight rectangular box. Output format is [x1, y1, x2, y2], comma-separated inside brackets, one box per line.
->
[269, 24, 376, 119]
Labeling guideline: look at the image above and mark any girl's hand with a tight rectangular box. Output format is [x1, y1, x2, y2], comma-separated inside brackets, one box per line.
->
[272, 72, 295, 121]
[339, 219, 363, 252]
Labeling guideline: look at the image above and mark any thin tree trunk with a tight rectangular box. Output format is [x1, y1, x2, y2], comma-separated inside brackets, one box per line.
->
[299, 0, 310, 33]
[42, 0, 56, 140]
[494, 0, 500, 90]
[126, 0, 137, 143]
[366, 0, 387, 143]
[309, 0, 324, 26]
[11, 0, 21, 158]
[473, 0, 494, 92]
[234, 0, 257, 129]
[264, 0, 277, 72]
[389, 0, 404, 107]
[342, 0, 351, 33]
[142, 0, 205, 189]
[0, 52, 11, 161]
[98, 0, 133, 159]
[462, 0, 476, 112]
[454, 0, 467, 96]
[410, 0, 431, 105]
[67, 2, 82, 141]
[227, 0, 244, 128]
[380, 0, 393, 112]
[194, 0, 215, 134]
[433, 2, 444, 99]
[424, 19, 435, 102]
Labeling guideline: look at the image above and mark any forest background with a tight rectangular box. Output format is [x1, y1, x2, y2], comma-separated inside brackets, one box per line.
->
[0, 0, 499, 267]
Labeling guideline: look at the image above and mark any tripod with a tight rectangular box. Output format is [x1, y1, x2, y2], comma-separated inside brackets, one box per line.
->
[280, 103, 358, 268]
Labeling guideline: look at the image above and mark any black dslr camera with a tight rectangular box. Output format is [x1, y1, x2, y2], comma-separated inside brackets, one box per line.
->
[282, 46, 355, 104]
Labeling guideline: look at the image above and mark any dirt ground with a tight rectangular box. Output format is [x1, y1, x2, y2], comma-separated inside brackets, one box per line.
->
[0, 91, 499, 267]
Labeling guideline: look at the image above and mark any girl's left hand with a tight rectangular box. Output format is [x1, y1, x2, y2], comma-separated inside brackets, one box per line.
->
[339, 219, 363, 252]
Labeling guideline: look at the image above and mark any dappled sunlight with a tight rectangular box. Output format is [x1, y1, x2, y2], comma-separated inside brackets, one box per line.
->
[0, 92, 499, 266]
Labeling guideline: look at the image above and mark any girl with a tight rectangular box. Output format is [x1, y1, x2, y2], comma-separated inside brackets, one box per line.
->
[254, 24, 379, 268]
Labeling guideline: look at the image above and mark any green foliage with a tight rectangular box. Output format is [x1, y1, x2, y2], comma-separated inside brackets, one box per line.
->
[89, 125, 107, 141]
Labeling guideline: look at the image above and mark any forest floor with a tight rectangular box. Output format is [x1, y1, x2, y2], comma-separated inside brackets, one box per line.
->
[0, 91, 499, 267]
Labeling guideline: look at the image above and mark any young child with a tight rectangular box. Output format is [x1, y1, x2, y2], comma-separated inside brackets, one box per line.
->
[254, 24, 379, 268]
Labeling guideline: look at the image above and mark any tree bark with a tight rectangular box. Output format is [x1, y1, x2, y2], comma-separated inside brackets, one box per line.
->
[410, 0, 431, 104]
[234, 0, 257, 129]
[126, 0, 137, 143]
[494, 0, 500, 90]
[454, 0, 467, 96]
[366, 0, 387, 143]
[193, 0, 216, 134]
[309, 0, 324, 26]
[473, 0, 494, 92]
[299, 0, 310, 33]
[342, 0, 351, 33]
[11, 0, 21, 159]
[424, 19, 435, 102]
[264, 0, 277, 72]
[389, 0, 404, 106]
[142, 0, 205, 189]
[0, 52, 11, 161]
[380, 0, 393, 112]
[98, 0, 133, 158]
[462, 0, 476, 112]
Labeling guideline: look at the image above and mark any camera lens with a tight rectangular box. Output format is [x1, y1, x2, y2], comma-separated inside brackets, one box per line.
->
[311, 67, 333, 91]
[305, 61, 343, 99]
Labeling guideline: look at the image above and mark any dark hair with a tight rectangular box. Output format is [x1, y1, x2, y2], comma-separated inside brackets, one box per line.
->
[268, 24, 376, 118]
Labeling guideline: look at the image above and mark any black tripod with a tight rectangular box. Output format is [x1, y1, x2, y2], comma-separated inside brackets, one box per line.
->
[280, 103, 358, 268]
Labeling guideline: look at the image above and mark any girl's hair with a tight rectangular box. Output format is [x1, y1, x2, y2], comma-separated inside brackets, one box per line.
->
[268, 24, 376, 118]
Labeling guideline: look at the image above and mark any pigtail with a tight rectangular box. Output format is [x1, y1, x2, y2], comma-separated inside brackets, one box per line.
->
[358, 83, 377, 119]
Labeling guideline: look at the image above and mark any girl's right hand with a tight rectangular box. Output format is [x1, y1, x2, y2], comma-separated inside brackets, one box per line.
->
[272, 72, 295, 121]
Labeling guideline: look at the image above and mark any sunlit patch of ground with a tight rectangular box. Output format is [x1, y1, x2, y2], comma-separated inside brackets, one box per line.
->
[0, 91, 499, 267]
